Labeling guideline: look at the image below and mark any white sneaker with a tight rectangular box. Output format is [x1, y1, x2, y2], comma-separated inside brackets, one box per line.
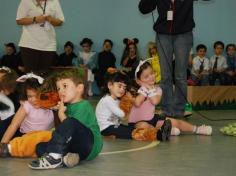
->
[63, 153, 80, 168]
[171, 127, 180, 136]
[196, 125, 212, 135]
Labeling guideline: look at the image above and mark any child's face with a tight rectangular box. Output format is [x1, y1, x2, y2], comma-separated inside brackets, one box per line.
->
[149, 47, 157, 56]
[108, 82, 127, 99]
[82, 43, 91, 53]
[103, 42, 112, 52]
[227, 46, 236, 56]
[129, 44, 136, 55]
[5, 47, 15, 55]
[137, 66, 156, 86]
[56, 78, 83, 104]
[197, 48, 206, 58]
[27, 89, 40, 108]
[64, 46, 73, 55]
[214, 45, 223, 55]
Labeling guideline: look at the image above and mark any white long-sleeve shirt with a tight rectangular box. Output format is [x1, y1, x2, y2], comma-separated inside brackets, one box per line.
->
[95, 95, 125, 131]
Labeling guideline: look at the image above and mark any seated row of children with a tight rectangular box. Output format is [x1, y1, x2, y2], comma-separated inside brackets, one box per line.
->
[0, 62, 212, 170]
[189, 41, 236, 86]
[2, 39, 235, 100]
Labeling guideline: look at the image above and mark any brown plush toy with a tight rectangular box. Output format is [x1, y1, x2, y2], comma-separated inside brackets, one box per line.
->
[131, 128, 158, 141]
[119, 92, 134, 120]
[37, 92, 60, 109]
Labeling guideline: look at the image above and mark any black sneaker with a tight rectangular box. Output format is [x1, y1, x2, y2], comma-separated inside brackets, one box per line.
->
[0, 143, 10, 157]
[156, 119, 172, 141]
[28, 153, 63, 170]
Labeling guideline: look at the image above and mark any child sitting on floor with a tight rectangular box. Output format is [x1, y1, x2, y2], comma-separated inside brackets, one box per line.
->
[96, 71, 171, 141]
[0, 72, 54, 157]
[28, 68, 103, 169]
[128, 60, 212, 136]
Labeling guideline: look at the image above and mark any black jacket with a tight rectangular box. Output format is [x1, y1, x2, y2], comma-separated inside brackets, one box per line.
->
[139, 0, 195, 34]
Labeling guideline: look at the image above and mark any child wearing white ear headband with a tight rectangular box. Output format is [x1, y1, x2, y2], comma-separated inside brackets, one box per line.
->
[128, 60, 212, 137]
[0, 73, 54, 157]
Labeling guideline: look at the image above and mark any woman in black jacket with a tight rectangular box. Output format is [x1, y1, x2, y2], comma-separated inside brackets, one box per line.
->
[139, 0, 194, 118]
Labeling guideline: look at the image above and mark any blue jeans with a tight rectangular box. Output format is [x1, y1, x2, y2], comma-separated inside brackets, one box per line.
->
[156, 32, 193, 117]
[36, 118, 94, 160]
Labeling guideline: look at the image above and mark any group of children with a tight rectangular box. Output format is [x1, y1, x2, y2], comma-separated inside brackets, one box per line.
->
[0, 56, 212, 170]
[190, 41, 236, 86]
[1, 38, 160, 97]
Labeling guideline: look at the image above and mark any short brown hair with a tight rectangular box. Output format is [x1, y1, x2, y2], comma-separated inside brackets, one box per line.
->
[55, 68, 86, 85]
[0, 68, 18, 93]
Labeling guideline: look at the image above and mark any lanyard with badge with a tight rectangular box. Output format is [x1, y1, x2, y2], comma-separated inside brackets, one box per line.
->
[167, 0, 174, 21]
[37, 0, 47, 27]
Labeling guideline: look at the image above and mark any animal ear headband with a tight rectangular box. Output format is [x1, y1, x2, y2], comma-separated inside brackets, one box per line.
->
[0, 66, 11, 73]
[16, 73, 44, 84]
[123, 38, 139, 46]
[134, 58, 153, 79]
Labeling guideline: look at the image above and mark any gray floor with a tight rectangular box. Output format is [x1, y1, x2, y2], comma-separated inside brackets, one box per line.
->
[0, 110, 236, 176]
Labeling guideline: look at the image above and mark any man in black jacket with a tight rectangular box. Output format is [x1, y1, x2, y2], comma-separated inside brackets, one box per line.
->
[139, 0, 194, 118]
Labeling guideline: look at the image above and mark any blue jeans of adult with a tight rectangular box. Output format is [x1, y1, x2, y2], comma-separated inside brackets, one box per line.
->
[156, 31, 193, 117]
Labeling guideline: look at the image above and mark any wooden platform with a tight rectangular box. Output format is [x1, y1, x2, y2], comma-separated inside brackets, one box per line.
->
[187, 86, 236, 106]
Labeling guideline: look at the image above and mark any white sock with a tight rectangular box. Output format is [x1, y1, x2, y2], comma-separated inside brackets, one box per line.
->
[49, 153, 62, 159]
[171, 127, 181, 136]
[7, 144, 11, 154]
[193, 126, 197, 133]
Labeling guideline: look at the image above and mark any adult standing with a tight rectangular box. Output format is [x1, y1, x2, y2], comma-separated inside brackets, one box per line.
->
[16, 0, 65, 72]
[139, 0, 195, 118]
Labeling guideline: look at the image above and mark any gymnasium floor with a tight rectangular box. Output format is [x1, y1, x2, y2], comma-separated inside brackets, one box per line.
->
[0, 100, 236, 176]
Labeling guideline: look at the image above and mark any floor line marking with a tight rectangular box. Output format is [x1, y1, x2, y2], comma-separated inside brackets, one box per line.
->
[100, 141, 159, 155]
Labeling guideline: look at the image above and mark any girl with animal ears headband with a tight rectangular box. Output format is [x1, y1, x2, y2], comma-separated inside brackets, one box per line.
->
[16, 73, 44, 84]
[0, 66, 12, 73]
[121, 38, 139, 66]
[17, 72, 60, 109]
[134, 58, 153, 80]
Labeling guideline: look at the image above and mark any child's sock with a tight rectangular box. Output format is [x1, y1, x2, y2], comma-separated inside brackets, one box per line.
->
[171, 127, 181, 136]
[49, 153, 62, 159]
[7, 144, 11, 153]
[192, 125, 197, 133]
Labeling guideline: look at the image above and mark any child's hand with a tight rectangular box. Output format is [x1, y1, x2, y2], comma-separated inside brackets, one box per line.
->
[58, 100, 67, 121]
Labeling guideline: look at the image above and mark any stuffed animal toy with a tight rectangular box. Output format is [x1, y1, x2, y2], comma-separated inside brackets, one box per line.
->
[36, 73, 60, 109]
[119, 92, 133, 119]
[37, 92, 60, 109]
[131, 127, 158, 141]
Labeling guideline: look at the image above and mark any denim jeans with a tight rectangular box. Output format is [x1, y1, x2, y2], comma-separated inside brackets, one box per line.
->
[156, 32, 193, 117]
[36, 118, 94, 160]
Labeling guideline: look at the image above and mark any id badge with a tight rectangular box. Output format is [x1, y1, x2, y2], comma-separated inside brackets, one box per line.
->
[167, 10, 173, 21]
